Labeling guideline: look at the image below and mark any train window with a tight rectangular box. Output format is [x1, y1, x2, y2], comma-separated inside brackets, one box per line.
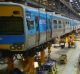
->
[58, 21, 61, 24]
[54, 24, 57, 28]
[59, 25, 62, 28]
[27, 19, 34, 30]
[66, 21, 68, 24]
[53, 20, 57, 24]
[53, 20, 57, 28]
[0, 16, 24, 35]
[58, 21, 62, 28]
[26, 11, 31, 19]
[35, 16, 39, 31]
[68, 22, 69, 24]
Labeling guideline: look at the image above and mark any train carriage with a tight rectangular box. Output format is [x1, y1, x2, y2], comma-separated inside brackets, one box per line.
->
[0, 2, 25, 51]
[0, 2, 80, 53]
[0, 2, 52, 51]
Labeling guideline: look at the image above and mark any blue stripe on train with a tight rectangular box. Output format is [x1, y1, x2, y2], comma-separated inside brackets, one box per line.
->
[0, 35, 25, 44]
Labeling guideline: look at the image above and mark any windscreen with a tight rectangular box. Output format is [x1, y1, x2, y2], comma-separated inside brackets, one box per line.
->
[0, 16, 23, 35]
[0, 5, 24, 35]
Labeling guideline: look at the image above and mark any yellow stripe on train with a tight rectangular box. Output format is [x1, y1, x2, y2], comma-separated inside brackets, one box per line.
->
[0, 5, 23, 17]
[0, 44, 11, 50]
[0, 44, 24, 51]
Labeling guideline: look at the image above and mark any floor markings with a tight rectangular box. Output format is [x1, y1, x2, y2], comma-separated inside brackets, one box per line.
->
[59, 46, 77, 74]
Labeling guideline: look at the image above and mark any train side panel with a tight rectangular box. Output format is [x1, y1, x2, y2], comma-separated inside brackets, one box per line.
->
[25, 8, 39, 49]
[52, 15, 64, 38]
[25, 7, 52, 49]
[46, 14, 52, 41]
[0, 4, 25, 51]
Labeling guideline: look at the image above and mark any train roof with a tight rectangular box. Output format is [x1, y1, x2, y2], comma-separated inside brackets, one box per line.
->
[0, 2, 67, 18]
[0, 2, 80, 22]
[0, 2, 24, 7]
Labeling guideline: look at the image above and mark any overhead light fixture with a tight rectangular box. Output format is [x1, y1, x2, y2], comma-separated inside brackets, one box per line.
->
[78, 5, 79, 7]
[78, 13, 80, 15]
[77, 3, 78, 5]
[70, 0, 73, 2]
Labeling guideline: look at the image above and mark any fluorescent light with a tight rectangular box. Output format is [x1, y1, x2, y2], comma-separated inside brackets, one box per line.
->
[77, 3, 78, 5]
[34, 62, 39, 68]
[78, 5, 79, 7]
[78, 13, 80, 15]
[70, 0, 73, 2]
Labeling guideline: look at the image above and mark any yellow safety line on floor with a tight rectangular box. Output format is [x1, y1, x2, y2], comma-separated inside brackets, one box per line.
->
[74, 68, 77, 74]
[59, 65, 66, 74]
[59, 48, 76, 74]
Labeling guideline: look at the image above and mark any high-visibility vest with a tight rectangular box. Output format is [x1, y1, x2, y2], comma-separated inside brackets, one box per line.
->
[66, 37, 68, 43]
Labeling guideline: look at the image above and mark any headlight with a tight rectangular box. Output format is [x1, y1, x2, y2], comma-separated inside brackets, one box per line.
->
[10, 45, 15, 50]
[22, 44, 24, 48]
[10, 44, 23, 50]
[17, 46, 22, 50]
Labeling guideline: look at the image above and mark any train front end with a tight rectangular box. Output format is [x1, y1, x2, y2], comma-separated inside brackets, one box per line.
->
[0, 3, 25, 52]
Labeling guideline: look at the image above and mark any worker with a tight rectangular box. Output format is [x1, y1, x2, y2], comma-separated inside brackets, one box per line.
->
[59, 37, 65, 49]
[68, 36, 73, 48]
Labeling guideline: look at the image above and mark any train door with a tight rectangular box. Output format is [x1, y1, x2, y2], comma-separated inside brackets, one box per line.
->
[39, 13, 47, 44]
[59, 20, 64, 35]
[64, 21, 69, 33]
[35, 16, 40, 46]
[25, 10, 36, 48]
[52, 19, 58, 38]
[46, 15, 52, 41]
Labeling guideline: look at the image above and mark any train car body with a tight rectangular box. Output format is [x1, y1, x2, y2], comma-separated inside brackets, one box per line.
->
[0, 2, 52, 51]
[0, 2, 80, 52]
[0, 3, 25, 51]
[52, 15, 64, 38]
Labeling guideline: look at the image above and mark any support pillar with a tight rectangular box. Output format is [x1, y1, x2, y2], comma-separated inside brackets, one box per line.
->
[40, 50, 45, 65]
[23, 56, 35, 74]
[7, 56, 14, 73]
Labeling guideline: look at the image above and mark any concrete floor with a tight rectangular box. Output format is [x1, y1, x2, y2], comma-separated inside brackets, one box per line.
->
[45, 41, 80, 74]
[0, 40, 80, 74]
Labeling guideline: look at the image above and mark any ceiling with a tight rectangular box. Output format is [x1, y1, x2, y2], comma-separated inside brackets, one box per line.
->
[71, 0, 80, 13]
[1, 0, 80, 19]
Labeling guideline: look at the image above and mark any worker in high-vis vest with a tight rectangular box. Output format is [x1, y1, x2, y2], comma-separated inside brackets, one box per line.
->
[60, 37, 65, 49]
[68, 36, 74, 48]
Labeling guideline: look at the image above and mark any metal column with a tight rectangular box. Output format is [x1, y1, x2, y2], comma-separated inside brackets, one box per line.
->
[40, 50, 45, 65]
[23, 56, 35, 74]
[7, 56, 14, 73]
